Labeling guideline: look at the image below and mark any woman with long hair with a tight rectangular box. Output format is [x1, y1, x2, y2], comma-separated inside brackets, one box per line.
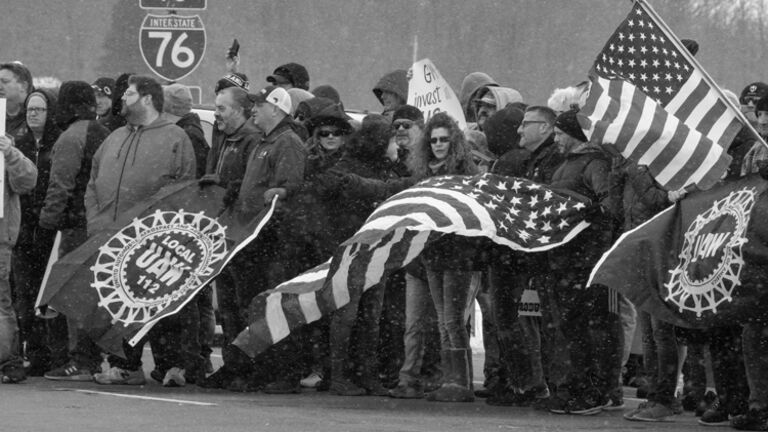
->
[408, 112, 483, 402]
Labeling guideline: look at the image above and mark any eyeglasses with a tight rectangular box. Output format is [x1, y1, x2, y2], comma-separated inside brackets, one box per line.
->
[392, 121, 413, 130]
[521, 120, 546, 127]
[429, 136, 450, 144]
[318, 130, 343, 138]
[27, 107, 47, 114]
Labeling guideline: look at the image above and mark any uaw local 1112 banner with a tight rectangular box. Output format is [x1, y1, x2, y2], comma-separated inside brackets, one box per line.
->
[589, 175, 768, 329]
[37, 181, 274, 356]
[408, 58, 467, 130]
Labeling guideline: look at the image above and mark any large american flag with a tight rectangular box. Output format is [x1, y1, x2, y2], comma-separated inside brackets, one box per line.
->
[233, 173, 591, 356]
[579, 0, 743, 191]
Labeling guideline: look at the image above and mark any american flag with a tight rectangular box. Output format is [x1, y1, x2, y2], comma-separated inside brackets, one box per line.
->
[579, 0, 742, 190]
[233, 173, 591, 356]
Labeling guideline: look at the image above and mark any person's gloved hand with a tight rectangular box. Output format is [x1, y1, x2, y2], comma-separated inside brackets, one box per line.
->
[314, 172, 345, 196]
[263, 188, 287, 206]
[222, 180, 242, 209]
[198, 173, 220, 188]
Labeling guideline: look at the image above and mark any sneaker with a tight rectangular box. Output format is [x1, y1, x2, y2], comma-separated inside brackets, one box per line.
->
[730, 408, 768, 431]
[93, 366, 146, 385]
[389, 382, 424, 399]
[1, 363, 26, 384]
[150, 369, 164, 383]
[696, 390, 719, 417]
[44, 361, 93, 381]
[197, 366, 235, 389]
[488, 386, 550, 407]
[550, 388, 605, 415]
[329, 378, 366, 396]
[162, 367, 186, 387]
[699, 399, 730, 426]
[263, 379, 301, 394]
[300, 371, 323, 388]
[603, 388, 625, 411]
[624, 401, 677, 422]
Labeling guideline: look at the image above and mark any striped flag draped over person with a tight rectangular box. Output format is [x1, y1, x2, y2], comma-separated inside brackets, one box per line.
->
[578, 0, 751, 191]
[233, 173, 591, 357]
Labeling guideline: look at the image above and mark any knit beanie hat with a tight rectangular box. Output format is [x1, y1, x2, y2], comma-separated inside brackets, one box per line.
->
[554, 109, 588, 142]
[740, 82, 768, 105]
[215, 72, 250, 94]
[267, 63, 310, 91]
[163, 83, 192, 116]
[392, 104, 423, 123]
[755, 94, 768, 113]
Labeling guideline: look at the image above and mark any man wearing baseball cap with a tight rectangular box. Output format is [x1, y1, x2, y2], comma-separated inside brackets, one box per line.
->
[208, 84, 307, 393]
[91, 77, 114, 120]
[266, 63, 310, 91]
[739, 82, 768, 124]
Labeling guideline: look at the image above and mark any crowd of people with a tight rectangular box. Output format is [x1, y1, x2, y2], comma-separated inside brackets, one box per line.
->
[1, 40, 768, 430]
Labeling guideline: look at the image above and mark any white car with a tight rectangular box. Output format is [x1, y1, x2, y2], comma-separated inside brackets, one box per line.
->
[191, 105, 370, 147]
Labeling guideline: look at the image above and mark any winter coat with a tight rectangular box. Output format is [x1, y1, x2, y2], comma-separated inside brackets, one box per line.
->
[548, 145, 621, 271]
[39, 120, 110, 231]
[174, 112, 208, 179]
[235, 117, 306, 220]
[620, 161, 669, 231]
[16, 88, 62, 231]
[0, 146, 37, 246]
[206, 120, 262, 187]
[85, 115, 196, 234]
[372, 69, 408, 115]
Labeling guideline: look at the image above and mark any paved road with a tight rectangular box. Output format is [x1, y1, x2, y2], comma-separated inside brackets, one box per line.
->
[2, 350, 709, 432]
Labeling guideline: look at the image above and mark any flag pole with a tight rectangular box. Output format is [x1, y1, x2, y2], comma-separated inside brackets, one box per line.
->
[638, 0, 768, 149]
[412, 34, 419, 65]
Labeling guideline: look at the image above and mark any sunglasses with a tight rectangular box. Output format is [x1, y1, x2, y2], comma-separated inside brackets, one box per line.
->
[318, 130, 343, 138]
[27, 107, 47, 114]
[392, 121, 413, 130]
[429, 136, 450, 144]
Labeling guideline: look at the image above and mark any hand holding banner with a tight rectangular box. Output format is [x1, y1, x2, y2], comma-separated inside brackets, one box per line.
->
[407, 59, 467, 130]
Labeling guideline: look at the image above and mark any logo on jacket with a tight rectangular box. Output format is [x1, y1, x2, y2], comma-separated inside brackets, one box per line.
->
[91, 210, 227, 325]
[665, 188, 754, 317]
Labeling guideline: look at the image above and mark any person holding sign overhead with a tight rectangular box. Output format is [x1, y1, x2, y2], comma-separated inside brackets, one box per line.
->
[0, 121, 38, 384]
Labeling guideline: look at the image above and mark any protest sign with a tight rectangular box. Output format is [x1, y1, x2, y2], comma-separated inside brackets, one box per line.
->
[407, 59, 467, 129]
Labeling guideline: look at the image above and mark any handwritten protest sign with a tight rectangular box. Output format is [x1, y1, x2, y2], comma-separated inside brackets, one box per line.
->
[407, 59, 467, 130]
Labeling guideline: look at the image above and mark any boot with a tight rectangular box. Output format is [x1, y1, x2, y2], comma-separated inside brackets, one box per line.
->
[427, 349, 475, 402]
[426, 350, 452, 400]
[329, 359, 365, 396]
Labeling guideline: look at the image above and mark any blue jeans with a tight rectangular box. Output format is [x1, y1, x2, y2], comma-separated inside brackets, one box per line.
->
[0, 246, 20, 366]
[398, 272, 437, 385]
[425, 268, 481, 351]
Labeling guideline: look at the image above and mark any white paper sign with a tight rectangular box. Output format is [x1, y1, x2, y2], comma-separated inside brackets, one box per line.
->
[407, 59, 467, 130]
[0, 98, 6, 218]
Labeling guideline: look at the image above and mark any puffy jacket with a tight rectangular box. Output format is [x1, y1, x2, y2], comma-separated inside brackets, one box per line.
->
[39, 120, 110, 230]
[548, 145, 621, 270]
[85, 115, 196, 234]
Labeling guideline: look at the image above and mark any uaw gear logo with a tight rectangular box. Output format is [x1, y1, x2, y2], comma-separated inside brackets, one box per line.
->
[91, 210, 227, 325]
[665, 188, 755, 317]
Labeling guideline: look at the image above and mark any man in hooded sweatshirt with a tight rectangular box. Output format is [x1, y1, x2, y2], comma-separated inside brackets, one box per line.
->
[459, 72, 499, 123]
[40, 81, 111, 381]
[373, 69, 409, 120]
[473, 86, 524, 132]
[86, 75, 197, 387]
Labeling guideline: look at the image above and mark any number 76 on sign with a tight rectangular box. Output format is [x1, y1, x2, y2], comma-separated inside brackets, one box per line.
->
[140, 14, 206, 82]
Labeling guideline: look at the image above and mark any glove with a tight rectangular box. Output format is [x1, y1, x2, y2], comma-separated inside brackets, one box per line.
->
[222, 180, 242, 209]
[313, 172, 345, 196]
[263, 188, 287, 206]
[198, 173, 220, 188]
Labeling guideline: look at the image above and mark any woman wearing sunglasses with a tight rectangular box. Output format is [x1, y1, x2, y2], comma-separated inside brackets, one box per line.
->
[406, 112, 483, 402]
